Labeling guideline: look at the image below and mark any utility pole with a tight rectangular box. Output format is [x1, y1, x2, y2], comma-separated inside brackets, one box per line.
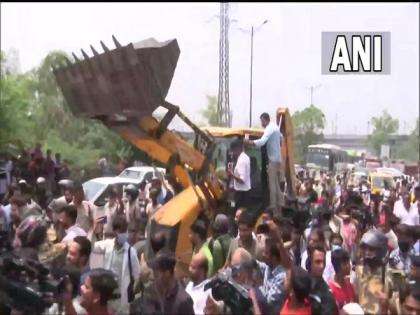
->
[249, 25, 254, 128]
[335, 113, 338, 135]
[305, 84, 322, 106]
[234, 19, 268, 128]
[217, 3, 231, 127]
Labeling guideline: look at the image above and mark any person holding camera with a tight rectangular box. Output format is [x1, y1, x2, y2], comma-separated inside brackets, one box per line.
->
[203, 293, 227, 315]
[230, 247, 269, 315]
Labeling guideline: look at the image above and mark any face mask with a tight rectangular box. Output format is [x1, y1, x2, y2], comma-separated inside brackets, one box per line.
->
[116, 232, 128, 246]
[398, 241, 411, 253]
[231, 264, 242, 279]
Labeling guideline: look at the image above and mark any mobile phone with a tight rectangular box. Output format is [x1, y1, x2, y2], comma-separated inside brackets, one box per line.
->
[97, 215, 107, 224]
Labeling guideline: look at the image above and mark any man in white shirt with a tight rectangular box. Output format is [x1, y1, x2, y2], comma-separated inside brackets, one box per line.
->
[59, 205, 87, 243]
[71, 182, 97, 234]
[186, 253, 211, 315]
[91, 215, 140, 315]
[394, 192, 419, 226]
[228, 139, 251, 209]
[246, 112, 284, 212]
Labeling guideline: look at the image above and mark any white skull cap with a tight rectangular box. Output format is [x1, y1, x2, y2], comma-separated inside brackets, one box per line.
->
[36, 177, 46, 184]
[342, 303, 364, 315]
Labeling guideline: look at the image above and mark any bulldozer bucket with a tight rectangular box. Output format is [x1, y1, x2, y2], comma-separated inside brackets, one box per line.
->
[53, 36, 180, 122]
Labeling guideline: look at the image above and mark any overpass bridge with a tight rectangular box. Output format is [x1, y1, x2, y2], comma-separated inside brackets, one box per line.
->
[323, 134, 409, 155]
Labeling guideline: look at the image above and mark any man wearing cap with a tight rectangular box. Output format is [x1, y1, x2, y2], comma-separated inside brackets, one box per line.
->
[34, 177, 52, 211]
[341, 303, 365, 315]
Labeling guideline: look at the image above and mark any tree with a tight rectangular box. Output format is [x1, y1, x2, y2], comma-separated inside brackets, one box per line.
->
[1, 49, 143, 174]
[367, 110, 399, 157]
[0, 50, 34, 149]
[292, 105, 326, 164]
[395, 119, 419, 163]
[200, 95, 219, 126]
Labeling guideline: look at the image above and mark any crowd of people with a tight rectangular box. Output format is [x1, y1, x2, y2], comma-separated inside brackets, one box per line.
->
[0, 143, 71, 202]
[1, 122, 420, 315]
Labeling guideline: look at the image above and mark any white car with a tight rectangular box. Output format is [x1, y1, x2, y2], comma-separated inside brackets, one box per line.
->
[117, 166, 166, 184]
[82, 176, 139, 210]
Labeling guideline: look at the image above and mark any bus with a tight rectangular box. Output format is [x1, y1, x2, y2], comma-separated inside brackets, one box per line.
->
[306, 143, 349, 173]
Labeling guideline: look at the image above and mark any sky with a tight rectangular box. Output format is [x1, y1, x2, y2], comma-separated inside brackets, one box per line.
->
[1, 2, 419, 134]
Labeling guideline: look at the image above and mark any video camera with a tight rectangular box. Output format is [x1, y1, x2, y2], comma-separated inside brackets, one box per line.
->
[204, 270, 254, 315]
[0, 251, 67, 314]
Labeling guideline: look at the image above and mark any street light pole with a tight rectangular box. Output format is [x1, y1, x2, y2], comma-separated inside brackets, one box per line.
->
[249, 26, 254, 128]
[247, 20, 267, 128]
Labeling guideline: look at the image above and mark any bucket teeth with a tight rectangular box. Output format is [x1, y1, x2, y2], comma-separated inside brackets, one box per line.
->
[81, 49, 90, 60]
[90, 45, 99, 56]
[64, 57, 73, 67]
[72, 52, 80, 62]
[52, 37, 180, 122]
[112, 35, 122, 48]
[100, 41, 110, 52]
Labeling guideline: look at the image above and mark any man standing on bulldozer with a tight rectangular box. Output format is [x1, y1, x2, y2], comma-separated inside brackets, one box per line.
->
[246, 112, 284, 214]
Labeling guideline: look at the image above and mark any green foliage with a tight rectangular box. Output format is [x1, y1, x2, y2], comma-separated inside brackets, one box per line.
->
[395, 119, 419, 163]
[367, 110, 399, 157]
[0, 49, 143, 174]
[200, 95, 219, 126]
[292, 105, 326, 164]
[0, 61, 35, 148]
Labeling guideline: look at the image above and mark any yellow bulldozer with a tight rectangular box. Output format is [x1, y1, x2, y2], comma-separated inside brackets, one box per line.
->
[53, 36, 296, 276]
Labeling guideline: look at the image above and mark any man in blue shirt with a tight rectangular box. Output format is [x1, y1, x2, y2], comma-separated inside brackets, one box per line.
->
[246, 112, 284, 212]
